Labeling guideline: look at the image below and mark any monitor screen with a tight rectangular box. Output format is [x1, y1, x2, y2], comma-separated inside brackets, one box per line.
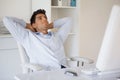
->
[96, 5, 120, 72]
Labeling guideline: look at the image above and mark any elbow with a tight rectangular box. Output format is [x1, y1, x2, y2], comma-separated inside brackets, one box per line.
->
[3, 16, 8, 26]
[3, 16, 14, 29]
[3, 16, 9, 21]
[3, 16, 10, 24]
[65, 17, 72, 25]
[3, 16, 14, 25]
[3, 16, 7, 22]
[65, 17, 72, 21]
[65, 17, 72, 23]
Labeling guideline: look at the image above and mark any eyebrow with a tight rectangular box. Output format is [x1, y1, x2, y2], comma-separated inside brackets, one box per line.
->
[36, 15, 47, 19]
[36, 16, 42, 18]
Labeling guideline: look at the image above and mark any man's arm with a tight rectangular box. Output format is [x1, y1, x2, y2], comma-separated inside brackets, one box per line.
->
[53, 17, 72, 43]
[3, 16, 29, 43]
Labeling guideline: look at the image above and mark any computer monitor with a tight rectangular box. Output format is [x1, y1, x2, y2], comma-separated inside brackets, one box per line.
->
[96, 5, 120, 73]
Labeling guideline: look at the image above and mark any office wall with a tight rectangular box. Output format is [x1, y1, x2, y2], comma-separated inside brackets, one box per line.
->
[0, 0, 31, 22]
[79, 0, 120, 61]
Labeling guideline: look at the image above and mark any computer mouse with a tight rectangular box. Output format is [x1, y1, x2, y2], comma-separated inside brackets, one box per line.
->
[116, 77, 120, 80]
[64, 70, 78, 76]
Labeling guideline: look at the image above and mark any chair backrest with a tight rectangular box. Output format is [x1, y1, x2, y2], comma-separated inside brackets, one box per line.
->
[17, 42, 30, 73]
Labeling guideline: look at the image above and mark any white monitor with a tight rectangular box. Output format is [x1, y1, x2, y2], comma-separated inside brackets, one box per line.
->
[96, 5, 120, 73]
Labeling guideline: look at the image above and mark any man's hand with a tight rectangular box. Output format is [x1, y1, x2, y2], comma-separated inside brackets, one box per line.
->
[47, 22, 53, 29]
[26, 23, 36, 32]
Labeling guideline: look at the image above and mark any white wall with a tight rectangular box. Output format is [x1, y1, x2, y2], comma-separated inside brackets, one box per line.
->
[0, 0, 31, 22]
[79, 0, 120, 61]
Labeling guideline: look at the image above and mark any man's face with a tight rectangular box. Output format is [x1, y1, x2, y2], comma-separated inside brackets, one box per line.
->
[33, 13, 49, 31]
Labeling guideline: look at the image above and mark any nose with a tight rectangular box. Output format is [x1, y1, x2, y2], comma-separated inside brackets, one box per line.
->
[42, 17, 48, 24]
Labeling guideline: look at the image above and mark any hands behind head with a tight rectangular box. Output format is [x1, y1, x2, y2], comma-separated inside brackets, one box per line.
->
[47, 22, 53, 29]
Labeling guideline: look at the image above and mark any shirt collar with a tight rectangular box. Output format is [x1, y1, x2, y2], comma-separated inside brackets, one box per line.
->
[35, 31, 52, 38]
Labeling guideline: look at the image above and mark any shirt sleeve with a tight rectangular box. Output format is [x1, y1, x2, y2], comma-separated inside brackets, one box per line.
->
[3, 16, 29, 43]
[53, 17, 72, 43]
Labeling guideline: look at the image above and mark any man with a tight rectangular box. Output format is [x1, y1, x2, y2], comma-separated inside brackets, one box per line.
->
[3, 9, 72, 70]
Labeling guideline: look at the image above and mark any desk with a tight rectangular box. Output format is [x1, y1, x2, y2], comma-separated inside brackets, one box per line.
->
[15, 68, 120, 80]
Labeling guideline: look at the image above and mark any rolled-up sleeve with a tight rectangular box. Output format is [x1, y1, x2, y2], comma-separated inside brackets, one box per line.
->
[3, 16, 28, 43]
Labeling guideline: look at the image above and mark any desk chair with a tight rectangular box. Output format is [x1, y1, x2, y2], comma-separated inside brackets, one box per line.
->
[17, 42, 93, 74]
[17, 42, 43, 73]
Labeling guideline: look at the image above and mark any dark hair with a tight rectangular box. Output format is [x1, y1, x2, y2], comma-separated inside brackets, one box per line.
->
[30, 9, 46, 25]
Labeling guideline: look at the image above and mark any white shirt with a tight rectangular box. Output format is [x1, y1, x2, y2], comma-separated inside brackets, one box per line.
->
[3, 16, 72, 70]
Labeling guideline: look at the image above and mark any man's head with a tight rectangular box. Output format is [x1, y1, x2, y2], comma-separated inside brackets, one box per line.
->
[30, 9, 49, 33]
